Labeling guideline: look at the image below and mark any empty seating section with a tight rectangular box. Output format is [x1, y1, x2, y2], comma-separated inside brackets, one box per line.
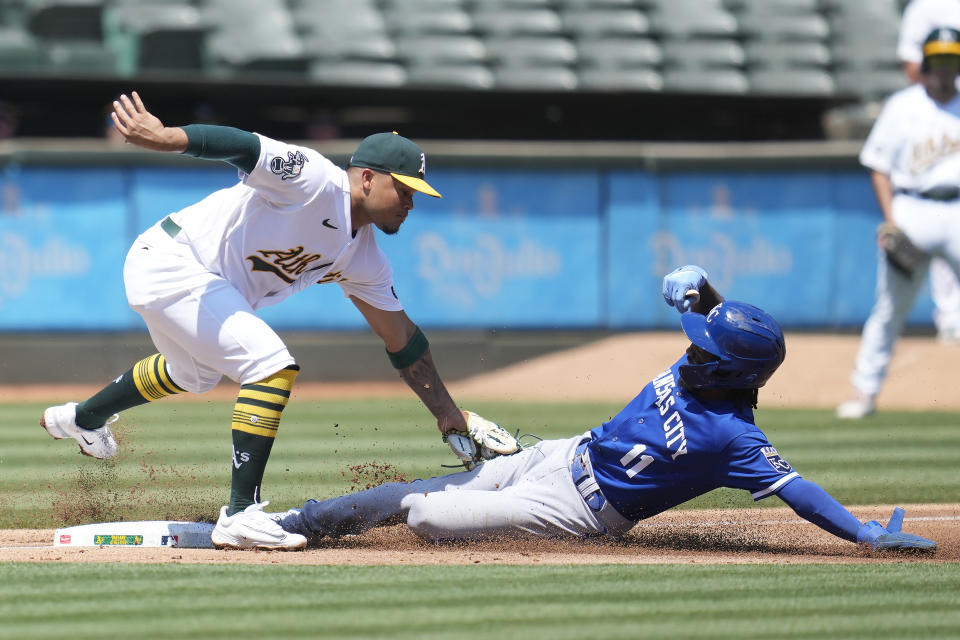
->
[0, 0, 914, 99]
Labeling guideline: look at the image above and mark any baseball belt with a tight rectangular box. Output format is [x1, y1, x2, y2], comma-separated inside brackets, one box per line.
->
[894, 186, 960, 202]
[161, 216, 182, 238]
[571, 439, 635, 536]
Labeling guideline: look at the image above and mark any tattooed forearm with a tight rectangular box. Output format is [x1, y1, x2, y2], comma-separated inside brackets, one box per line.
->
[397, 351, 465, 432]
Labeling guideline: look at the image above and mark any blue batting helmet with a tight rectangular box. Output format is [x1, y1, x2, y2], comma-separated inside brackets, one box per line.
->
[678, 301, 786, 390]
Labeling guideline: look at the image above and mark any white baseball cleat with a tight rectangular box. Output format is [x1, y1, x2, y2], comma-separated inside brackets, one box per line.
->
[211, 502, 308, 550]
[40, 402, 119, 459]
[835, 394, 876, 420]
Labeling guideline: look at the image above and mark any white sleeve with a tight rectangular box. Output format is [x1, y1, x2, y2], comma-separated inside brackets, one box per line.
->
[897, 0, 931, 63]
[241, 134, 341, 208]
[338, 248, 404, 312]
[859, 99, 901, 175]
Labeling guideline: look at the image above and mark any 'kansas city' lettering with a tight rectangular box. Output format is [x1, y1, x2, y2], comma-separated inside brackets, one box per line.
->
[652, 369, 687, 460]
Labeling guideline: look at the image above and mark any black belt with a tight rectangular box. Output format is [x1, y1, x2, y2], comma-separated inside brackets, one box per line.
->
[161, 216, 181, 238]
[894, 187, 960, 201]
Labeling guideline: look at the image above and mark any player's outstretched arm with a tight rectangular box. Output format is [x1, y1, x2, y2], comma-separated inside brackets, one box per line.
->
[777, 477, 936, 551]
[111, 91, 188, 153]
[351, 298, 518, 468]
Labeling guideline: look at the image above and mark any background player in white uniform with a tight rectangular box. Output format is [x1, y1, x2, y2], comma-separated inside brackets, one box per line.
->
[898, 0, 960, 343]
[39, 91, 507, 550]
[837, 28, 960, 419]
[272, 266, 935, 553]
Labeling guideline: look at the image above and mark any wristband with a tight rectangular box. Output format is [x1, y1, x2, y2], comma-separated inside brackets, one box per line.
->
[386, 327, 429, 369]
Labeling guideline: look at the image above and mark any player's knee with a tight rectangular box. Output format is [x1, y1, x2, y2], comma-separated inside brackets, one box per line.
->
[405, 496, 442, 541]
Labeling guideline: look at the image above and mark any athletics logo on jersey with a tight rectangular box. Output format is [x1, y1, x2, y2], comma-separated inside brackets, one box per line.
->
[247, 246, 328, 283]
[762, 446, 793, 474]
[270, 150, 308, 180]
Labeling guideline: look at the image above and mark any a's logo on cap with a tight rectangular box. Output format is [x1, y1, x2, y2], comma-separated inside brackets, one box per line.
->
[940, 28, 958, 42]
[419, 153, 426, 176]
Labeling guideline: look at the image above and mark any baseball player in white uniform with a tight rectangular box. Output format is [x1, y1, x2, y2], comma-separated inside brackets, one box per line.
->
[898, 0, 960, 342]
[271, 266, 935, 553]
[38, 92, 511, 549]
[838, 28, 960, 419]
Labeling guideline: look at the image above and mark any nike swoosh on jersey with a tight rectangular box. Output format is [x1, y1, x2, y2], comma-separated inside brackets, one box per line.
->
[322, 218, 338, 230]
[246, 255, 296, 283]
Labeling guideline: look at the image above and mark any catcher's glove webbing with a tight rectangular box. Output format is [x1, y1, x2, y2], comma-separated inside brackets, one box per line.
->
[877, 222, 926, 276]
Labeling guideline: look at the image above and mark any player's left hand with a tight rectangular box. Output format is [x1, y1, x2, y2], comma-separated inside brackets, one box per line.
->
[856, 507, 936, 551]
[662, 265, 708, 311]
[443, 411, 520, 470]
[111, 91, 187, 153]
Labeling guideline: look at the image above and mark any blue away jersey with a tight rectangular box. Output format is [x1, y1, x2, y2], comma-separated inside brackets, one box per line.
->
[586, 356, 800, 522]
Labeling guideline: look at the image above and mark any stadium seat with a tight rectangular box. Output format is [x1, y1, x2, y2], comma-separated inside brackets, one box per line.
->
[830, 16, 900, 48]
[726, 0, 820, 14]
[0, 26, 44, 70]
[820, 0, 900, 18]
[485, 37, 578, 67]
[559, 9, 651, 38]
[661, 38, 745, 69]
[44, 40, 117, 74]
[304, 34, 397, 64]
[206, 15, 310, 75]
[649, 5, 739, 38]
[379, 0, 464, 10]
[103, 4, 209, 74]
[578, 67, 664, 91]
[834, 68, 908, 102]
[662, 68, 749, 93]
[309, 61, 407, 87]
[394, 35, 486, 65]
[576, 37, 662, 69]
[464, 0, 554, 7]
[294, 4, 386, 38]
[406, 63, 495, 89]
[831, 40, 900, 71]
[25, 0, 103, 40]
[738, 14, 829, 41]
[556, 0, 639, 8]
[385, 9, 473, 36]
[493, 65, 578, 89]
[748, 68, 835, 95]
[471, 9, 563, 37]
[744, 40, 831, 70]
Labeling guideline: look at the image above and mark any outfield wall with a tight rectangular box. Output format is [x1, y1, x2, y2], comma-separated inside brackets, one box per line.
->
[0, 139, 928, 336]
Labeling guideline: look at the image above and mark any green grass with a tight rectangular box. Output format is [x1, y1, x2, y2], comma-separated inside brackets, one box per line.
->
[2, 400, 959, 638]
[1, 401, 959, 527]
[0, 563, 958, 640]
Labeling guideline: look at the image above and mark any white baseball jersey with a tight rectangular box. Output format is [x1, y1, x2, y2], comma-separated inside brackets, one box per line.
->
[898, 0, 960, 63]
[167, 133, 402, 312]
[860, 84, 960, 191]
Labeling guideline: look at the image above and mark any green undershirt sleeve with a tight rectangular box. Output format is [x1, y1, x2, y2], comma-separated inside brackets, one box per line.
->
[181, 124, 261, 175]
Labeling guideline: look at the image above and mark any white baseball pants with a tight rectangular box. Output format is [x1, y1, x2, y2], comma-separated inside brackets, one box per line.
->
[297, 435, 618, 540]
[123, 221, 296, 393]
[851, 196, 960, 395]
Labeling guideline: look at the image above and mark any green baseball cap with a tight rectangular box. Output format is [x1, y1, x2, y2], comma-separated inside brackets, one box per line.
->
[348, 131, 441, 198]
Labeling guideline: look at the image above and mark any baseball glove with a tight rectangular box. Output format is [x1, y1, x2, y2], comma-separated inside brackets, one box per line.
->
[443, 411, 520, 470]
[877, 222, 925, 276]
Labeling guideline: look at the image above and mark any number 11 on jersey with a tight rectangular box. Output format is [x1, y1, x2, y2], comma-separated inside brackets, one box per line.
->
[621, 443, 654, 478]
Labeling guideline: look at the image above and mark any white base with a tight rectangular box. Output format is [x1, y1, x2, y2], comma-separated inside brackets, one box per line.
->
[54, 521, 215, 548]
